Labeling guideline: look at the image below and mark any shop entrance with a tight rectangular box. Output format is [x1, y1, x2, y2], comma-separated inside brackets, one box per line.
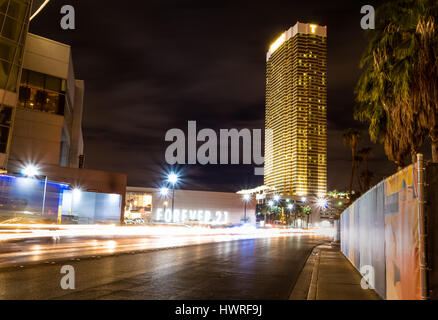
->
[124, 192, 153, 224]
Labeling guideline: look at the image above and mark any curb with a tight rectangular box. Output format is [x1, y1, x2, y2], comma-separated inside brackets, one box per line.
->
[307, 246, 321, 300]
[289, 243, 325, 300]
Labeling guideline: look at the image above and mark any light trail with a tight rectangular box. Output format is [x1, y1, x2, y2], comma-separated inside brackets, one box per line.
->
[0, 224, 334, 268]
[0, 223, 327, 242]
[30, 0, 51, 21]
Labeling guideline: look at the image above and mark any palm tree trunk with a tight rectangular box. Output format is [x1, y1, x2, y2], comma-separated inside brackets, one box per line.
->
[349, 148, 355, 193]
[432, 132, 438, 163]
[356, 163, 363, 193]
[349, 162, 355, 193]
[412, 153, 417, 165]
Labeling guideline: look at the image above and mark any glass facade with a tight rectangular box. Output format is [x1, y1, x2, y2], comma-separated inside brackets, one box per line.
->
[0, 0, 31, 91]
[125, 191, 153, 223]
[18, 69, 67, 115]
[0, 174, 122, 224]
[0, 174, 69, 223]
[0, 0, 32, 154]
[0, 106, 12, 152]
[61, 190, 122, 224]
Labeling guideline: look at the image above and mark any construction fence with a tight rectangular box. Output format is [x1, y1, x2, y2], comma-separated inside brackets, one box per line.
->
[341, 156, 438, 300]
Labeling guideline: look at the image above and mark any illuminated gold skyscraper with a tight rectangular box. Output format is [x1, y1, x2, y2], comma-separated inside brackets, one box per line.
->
[265, 22, 327, 197]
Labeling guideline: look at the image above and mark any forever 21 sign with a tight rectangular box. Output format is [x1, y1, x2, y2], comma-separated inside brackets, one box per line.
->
[155, 208, 228, 225]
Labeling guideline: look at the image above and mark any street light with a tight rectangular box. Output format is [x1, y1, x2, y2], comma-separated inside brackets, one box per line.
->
[72, 187, 82, 200]
[243, 194, 250, 223]
[316, 197, 328, 222]
[167, 172, 179, 218]
[168, 172, 178, 185]
[21, 164, 39, 177]
[316, 197, 328, 209]
[273, 195, 280, 202]
[159, 186, 170, 224]
[160, 187, 169, 196]
[288, 203, 294, 228]
[22, 164, 48, 218]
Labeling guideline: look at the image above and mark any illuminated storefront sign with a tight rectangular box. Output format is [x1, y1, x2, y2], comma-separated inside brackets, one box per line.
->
[155, 208, 228, 225]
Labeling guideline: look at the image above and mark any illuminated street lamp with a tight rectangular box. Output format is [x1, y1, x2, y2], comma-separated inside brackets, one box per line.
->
[288, 203, 294, 228]
[273, 195, 280, 202]
[72, 187, 82, 200]
[21, 164, 39, 177]
[21, 164, 48, 218]
[167, 172, 179, 218]
[168, 172, 178, 185]
[243, 194, 250, 223]
[159, 187, 170, 223]
[316, 197, 328, 209]
[160, 187, 169, 196]
[316, 197, 329, 221]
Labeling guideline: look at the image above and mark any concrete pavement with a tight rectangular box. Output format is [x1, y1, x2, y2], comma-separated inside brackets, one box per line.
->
[290, 243, 381, 300]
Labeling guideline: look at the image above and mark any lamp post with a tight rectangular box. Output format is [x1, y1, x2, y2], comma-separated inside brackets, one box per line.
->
[41, 176, 48, 216]
[316, 197, 328, 228]
[167, 172, 179, 219]
[288, 203, 293, 227]
[159, 187, 169, 223]
[21, 165, 47, 217]
[243, 194, 250, 223]
[267, 200, 275, 225]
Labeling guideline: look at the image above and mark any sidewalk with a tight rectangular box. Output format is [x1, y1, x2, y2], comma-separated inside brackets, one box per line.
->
[290, 243, 381, 300]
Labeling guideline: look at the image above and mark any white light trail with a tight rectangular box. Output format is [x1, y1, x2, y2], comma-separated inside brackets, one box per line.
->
[0, 223, 322, 242]
[30, 0, 51, 21]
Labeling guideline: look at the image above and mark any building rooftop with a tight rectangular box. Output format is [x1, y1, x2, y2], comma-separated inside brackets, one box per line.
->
[267, 22, 327, 61]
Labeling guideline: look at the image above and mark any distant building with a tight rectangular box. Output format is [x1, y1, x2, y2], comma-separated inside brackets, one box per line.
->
[264, 22, 327, 198]
[125, 187, 256, 226]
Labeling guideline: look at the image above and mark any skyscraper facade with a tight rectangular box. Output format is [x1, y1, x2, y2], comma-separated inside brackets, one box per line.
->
[0, 0, 33, 169]
[264, 22, 327, 197]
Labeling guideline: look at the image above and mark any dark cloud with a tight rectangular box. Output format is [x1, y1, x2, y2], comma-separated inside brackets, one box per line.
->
[29, 0, 403, 193]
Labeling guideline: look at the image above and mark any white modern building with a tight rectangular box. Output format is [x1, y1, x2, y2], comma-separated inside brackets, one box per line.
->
[7, 33, 85, 171]
[125, 187, 257, 226]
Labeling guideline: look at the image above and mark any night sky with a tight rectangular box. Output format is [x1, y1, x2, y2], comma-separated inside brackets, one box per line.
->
[29, 0, 408, 193]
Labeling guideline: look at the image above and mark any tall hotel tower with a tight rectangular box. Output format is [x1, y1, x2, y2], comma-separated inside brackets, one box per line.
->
[264, 22, 327, 197]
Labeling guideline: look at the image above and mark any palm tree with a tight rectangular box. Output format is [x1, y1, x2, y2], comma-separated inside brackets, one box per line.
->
[302, 206, 312, 228]
[358, 147, 373, 170]
[360, 170, 375, 191]
[354, 155, 364, 192]
[357, 147, 373, 190]
[343, 129, 361, 194]
[356, 0, 438, 164]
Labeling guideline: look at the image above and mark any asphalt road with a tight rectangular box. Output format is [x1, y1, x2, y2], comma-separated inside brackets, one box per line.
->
[0, 235, 326, 300]
[0, 233, 290, 268]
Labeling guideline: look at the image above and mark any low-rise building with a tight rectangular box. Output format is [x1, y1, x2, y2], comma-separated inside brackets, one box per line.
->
[125, 187, 256, 226]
